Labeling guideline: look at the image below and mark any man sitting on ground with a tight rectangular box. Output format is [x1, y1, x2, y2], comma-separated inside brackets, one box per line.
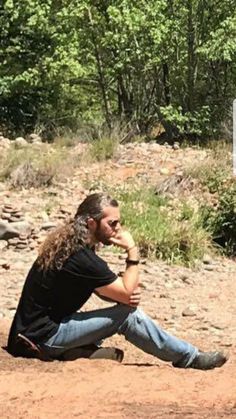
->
[8, 193, 228, 369]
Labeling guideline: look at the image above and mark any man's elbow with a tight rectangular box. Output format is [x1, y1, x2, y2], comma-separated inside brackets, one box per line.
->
[96, 289, 130, 306]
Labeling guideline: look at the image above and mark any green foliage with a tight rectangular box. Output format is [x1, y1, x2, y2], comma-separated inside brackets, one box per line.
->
[201, 182, 236, 256]
[160, 105, 214, 138]
[185, 145, 231, 193]
[0, 0, 235, 139]
[89, 138, 118, 162]
[182, 143, 236, 256]
[119, 189, 210, 265]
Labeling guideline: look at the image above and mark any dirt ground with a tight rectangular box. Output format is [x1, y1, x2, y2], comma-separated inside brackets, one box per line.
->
[0, 321, 235, 419]
[0, 143, 236, 418]
[1, 252, 236, 419]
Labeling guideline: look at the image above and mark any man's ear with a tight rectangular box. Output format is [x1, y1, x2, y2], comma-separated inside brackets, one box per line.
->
[87, 217, 97, 232]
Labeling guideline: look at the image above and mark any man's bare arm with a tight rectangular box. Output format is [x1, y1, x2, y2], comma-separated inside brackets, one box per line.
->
[94, 290, 118, 303]
[94, 287, 141, 307]
[95, 230, 140, 305]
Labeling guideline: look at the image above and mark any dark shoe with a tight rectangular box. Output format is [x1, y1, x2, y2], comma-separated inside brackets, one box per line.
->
[11, 334, 53, 362]
[89, 347, 124, 362]
[189, 351, 228, 370]
[61, 345, 124, 363]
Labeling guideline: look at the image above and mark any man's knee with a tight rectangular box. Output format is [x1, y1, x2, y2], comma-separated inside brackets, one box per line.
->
[116, 306, 145, 335]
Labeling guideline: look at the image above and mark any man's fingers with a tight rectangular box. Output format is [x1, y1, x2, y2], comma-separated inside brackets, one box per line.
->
[129, 294, 141, 301]
[130, 289, 141, 297]
[129, 291, 141, 305]
[109, 236, 124, 246]
[131, 289, 141, 295]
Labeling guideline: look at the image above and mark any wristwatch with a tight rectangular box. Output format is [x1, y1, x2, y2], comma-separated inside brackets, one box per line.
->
[126, 258, 139, 265]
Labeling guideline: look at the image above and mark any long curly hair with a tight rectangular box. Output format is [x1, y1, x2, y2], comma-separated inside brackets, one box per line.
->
[37, 193, 118, 271]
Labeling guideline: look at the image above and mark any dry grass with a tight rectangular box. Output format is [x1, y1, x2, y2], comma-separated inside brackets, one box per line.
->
[0, 143, 83, 189]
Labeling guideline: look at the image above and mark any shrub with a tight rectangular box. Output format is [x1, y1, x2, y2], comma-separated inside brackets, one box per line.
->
[0, 144, 79, 188]
[201, 181, 236, 255]
[184, 143, 231, 194]
[89, 137, 118, 162]
[119, 188, 211, 266]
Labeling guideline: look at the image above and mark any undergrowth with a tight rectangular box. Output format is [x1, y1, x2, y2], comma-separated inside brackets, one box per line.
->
[0, 145, 81, 188]
[118, 188, 211, 266]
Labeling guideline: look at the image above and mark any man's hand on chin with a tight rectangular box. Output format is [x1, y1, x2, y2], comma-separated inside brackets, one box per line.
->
[109, 230, 135, 251]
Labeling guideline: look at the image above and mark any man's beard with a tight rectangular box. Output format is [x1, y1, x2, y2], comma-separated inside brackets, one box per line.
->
[94, 222, 111, 245]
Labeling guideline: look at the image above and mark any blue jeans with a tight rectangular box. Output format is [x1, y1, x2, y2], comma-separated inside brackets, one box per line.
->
[43, 304, 198, 367]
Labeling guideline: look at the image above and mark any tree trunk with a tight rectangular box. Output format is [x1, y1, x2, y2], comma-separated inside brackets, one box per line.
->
[87, 8, 111, 128]
[186, 0, 196, 112]
[162, 62, 171, 105]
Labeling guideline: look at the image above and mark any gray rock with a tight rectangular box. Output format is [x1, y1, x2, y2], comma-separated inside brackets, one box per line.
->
[203, 264, 214, 271]
[31, 141, 44, 149]
[16, 243, 28, 250]
[0, 221, 20, 240]
[0, 240, 7, 250]
[0, 261, 10, 270]
[173, 142, 180, 150]
[1, 212, 11, 220]
[0, 182, 5, 191]
[159, 293, 170, 298]
[9, 216, 25, 222]
[221, 342, 232, 347]
[14, 137, 28, 149]
[202, 254, 213, 264]
[41, 222, 57, 231]
[8, 238, 19, 245]
[0, 137, 11, 149]
[210, 323, 226, 330]
[182, 307, 197, 317]
[9, 221, 32, 237]
[180, 275, 192, 285]
[28, 133, 42, 143]
[196, 325, 209, 331]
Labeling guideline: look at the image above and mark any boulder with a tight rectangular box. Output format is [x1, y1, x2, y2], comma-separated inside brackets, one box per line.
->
[41, 222, 57, 231]
[0, 240, 7, 250]
[14, 137, 28, 149]
[159, 167, 170, 175]
[0, 221, 20, 240]
[0, 137, 11, 149]
[9, 221, 32, 237]
[28, 133, 42, 143]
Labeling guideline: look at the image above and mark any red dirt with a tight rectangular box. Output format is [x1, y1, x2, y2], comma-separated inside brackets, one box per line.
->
[0, 318, 235, 419]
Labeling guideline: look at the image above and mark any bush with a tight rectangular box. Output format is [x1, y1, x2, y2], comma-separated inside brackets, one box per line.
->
[89, 137, 118, 162]
[184, 144, 231, 193]
[0, 144, 80, 189]
[201, 182, 236, 255]
[119, 188, 211, 266]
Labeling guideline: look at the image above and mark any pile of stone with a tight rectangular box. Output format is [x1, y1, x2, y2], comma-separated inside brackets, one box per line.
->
[0, 203, 60, 251]
[0, 132, 42, 150]
[15, 133, 42, 149]
[27, 133, 42, 144]
[0, 203, 73, 252]
[0, 203, 32, 250]
[8, 234, 31, 251]
[0, 204, 25, 223]
[7, 227, 43, 251]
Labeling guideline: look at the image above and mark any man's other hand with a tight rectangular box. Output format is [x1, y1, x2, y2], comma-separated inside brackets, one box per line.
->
[128, 287, 141, 307]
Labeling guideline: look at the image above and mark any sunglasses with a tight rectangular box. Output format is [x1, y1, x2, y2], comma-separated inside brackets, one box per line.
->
[107, 219, 121, 228]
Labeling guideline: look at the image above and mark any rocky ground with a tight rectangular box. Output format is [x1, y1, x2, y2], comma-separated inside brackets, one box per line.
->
[0, 142, 235, 418]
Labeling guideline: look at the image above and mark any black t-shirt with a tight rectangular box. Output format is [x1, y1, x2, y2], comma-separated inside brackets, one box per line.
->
[7, 247, 117, 354]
